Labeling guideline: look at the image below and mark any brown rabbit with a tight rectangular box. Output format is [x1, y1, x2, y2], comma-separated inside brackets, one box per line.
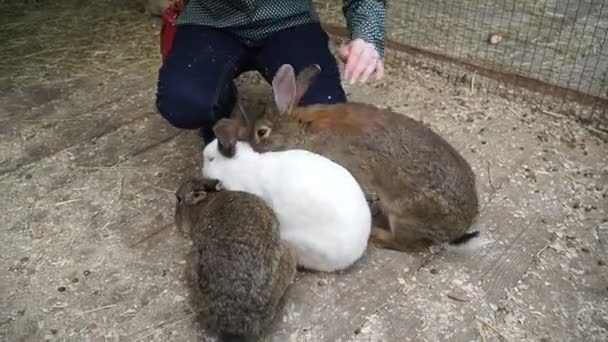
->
[175, 177, 297, 342]
[136, 0, 171, 17]
[236, 64, 480, 252]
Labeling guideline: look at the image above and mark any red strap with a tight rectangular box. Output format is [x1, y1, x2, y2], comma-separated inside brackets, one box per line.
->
[160, 1, 184, 61]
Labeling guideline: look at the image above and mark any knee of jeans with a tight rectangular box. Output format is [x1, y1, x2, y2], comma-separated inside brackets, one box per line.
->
[155, 91, 214, 129]
[299, 80, 346, 106]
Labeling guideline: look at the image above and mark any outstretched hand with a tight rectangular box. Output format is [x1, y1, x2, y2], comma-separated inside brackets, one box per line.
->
[338, 38, 385, 84]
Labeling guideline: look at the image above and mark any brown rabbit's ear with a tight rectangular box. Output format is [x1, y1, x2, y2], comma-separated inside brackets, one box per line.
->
[212, 118, 240, 157]
[231, 107, 251, 141]
[272, 64, 297, 115]
[230, 99, 251, 127]
[294, 64, 321, 105]
[185, 189, 207, 205]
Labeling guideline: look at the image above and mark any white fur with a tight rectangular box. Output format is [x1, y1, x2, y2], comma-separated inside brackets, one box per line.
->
[431, 234, 492, 257]
[202, 140, 372, 273]
[446, 234, 492, 253]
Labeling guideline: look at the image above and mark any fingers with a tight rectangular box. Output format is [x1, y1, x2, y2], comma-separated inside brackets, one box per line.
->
[338, 45, 351, 63]
[342, 39, 384, 84]
[343, 42, 365, 82]
[358, 58, 377, 83]
[375, 60, 385, 80]
[349, 47, 375, 83]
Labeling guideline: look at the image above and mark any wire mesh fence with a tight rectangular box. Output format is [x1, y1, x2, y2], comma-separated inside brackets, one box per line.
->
[315, 0, 608, 128]
[387, 0, 607, 99]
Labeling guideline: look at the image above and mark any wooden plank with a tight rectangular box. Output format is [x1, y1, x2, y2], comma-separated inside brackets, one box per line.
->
[0, 73, 157, 175]
[0, 114, 192, 247]
[349, 166, 554, 341]
[266, 248, 426, 341]
[438, 100, 542, 204]
[0, 118, 203, 341]
[449, 127, 608, 342]
[0, 79, 88, 125]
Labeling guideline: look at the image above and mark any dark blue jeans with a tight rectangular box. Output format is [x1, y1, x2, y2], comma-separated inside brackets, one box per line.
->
[155, 22, 347, 143]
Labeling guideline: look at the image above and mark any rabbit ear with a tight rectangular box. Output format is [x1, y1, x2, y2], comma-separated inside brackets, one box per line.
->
[231, 98, 250, 127]
[294, 64, 321, 105]
[212, 119, 240, 158]
[214, 180, 223, 191]
[185, 189, 207, 205]
[200, 178, 223, 192]
[272, 64, 297, 115]
[231, 101, 255, 141]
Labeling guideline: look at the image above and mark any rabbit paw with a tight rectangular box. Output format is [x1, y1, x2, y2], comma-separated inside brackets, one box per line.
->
[364, 191, 382, 217]
[370, 227, 426, 252]
[369, 227, 402, 251]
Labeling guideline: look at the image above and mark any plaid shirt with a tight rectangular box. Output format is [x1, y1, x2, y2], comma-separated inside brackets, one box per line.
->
[175, 0, 387, 57]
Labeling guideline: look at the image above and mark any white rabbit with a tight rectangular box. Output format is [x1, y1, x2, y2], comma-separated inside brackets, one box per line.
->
[201, 118, 372, 273]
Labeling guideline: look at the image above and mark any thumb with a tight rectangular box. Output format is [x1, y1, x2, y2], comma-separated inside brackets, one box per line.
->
[338, 45, 350, 60]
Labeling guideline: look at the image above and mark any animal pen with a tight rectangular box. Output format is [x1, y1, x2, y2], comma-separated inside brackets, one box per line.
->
[319, 0, 608, 133]
[1, 1, 607, 341]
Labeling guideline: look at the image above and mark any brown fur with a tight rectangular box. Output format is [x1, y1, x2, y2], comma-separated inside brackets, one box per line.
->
[137, 0, 171, 17]
[240, 64, 479, 252]
[175, 177, 297, 341]
[295, 106, 384, 135]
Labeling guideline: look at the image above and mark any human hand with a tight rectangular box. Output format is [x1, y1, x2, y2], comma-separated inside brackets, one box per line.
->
[338, 38, 385, 84]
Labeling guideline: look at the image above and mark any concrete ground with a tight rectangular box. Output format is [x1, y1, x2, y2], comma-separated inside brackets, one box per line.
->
[1, 3, 607, 342]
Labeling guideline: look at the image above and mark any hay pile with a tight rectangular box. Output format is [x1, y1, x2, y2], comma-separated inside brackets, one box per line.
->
[0, 0, 161, 91]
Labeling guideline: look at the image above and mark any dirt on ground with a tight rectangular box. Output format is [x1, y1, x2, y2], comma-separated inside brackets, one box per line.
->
[1, 1, 607, 342]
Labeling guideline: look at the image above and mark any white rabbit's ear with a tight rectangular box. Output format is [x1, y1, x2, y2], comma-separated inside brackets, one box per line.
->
[272, 64, 296, 115]
[212, 118, 240, 158]
[185, 189, 207, 205]
[294, 64, 321, 105]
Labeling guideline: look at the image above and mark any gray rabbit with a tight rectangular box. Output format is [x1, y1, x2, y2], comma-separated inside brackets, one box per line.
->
[136, 0, 171, 17]
[235, 64, 480, 252]
[175, 177, 297, 342]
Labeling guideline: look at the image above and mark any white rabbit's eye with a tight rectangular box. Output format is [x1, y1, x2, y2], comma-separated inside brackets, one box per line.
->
[208, 157, 214, 162]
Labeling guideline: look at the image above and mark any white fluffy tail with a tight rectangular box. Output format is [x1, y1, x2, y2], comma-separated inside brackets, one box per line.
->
[445, 231, 492, 253]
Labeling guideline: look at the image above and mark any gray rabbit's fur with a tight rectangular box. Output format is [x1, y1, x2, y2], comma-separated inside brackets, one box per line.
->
[239, 64, 480, 252]
[175, 177, 296, 342]
[136, 0, 171, 17]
